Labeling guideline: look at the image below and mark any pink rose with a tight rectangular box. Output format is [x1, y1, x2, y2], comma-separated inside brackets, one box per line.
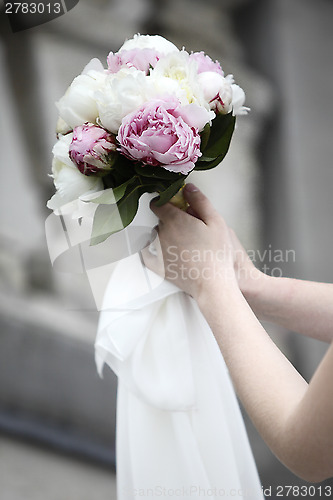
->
[117, 99, 202, 174]
[190, 51, 223, 75]
[69, 123, 117, 176]
[107, 49, 161, 74]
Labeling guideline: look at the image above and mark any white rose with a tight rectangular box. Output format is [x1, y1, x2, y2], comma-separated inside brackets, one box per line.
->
[47, 134, 103, 212]
[96, 68, 150, 134]
[56, 60, 107, 131]
[197, 71, 233, 114]
[120, 34, 179, 54]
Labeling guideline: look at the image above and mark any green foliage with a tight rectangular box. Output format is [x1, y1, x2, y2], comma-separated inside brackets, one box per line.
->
[134, 163, 184, 181]
[195, 112, 236, 171]
[154, 177, 186, 207]
[199, 122, 211, 152]
[90, 179, 145, 245]
[88, 178, 137, 205]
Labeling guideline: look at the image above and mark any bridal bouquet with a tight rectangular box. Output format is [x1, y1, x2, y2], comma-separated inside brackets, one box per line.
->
[47, 34, 249, 245]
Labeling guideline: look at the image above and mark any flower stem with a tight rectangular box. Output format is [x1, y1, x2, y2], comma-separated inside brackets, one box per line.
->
[169, 184, 189, 211]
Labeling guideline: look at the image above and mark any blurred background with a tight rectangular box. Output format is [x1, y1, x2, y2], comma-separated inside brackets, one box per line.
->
[0, 0, 333, 498]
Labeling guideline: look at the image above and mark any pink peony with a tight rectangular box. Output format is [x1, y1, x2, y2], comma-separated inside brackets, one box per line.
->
[69, 123, 117, 176]
[107, 49, 161, 74]
[190, 51, 223, 75]
[117, 99, 202, 175]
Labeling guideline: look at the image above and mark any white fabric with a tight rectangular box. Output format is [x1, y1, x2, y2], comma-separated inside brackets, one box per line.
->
[94, 196, 264, 500]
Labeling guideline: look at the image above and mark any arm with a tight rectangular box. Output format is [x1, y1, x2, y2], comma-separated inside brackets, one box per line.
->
[198, 282, 333, 483]
[147, 184, 333, 482]
[231, 230, 333, 343]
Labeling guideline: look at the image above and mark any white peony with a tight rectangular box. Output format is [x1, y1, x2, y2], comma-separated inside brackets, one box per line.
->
[197, 71, 233, 114]
[81, 57, 105, 75]
[56, 59, 107, 131]
[47, 133, 103, 213]
[151, 50, 208, 108]
[96, 68, 151, 134]
[224, 75, 250, 115]
[231, 84, 250, 116]
[120, 34, 179, 54]
[149, 74, 185, 101]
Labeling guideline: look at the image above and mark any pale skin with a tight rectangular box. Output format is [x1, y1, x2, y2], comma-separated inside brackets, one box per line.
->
[144, 183, 333, 483]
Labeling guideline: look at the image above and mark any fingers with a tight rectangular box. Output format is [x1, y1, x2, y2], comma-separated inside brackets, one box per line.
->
[186, 206, 200, 218]
[150, 197, 182, 222]
[140, 230, 165, 278]
[183, 184, 218, 224]
[150, 184, 218, 225]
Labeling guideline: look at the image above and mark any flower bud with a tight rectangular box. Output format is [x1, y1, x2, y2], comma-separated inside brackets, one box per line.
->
[69, 123, 117, 176]
[197, 72, 233, 115]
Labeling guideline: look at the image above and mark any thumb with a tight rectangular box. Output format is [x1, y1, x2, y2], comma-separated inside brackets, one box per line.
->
[183, 183, 217, 224]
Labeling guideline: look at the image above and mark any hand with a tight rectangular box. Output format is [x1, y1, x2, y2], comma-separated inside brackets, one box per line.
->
[142, 183, 238, 301]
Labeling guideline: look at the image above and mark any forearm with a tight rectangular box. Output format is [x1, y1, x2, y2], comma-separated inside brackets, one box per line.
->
[244, 275, 333, 343]
[149, 185, 333, 481]
[197, 282, 332, 481]
[283, 341, 333, 481]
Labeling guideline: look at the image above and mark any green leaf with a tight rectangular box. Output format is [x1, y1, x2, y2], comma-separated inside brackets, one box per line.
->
[194, 156, 225, 171]
[104, 154, 135, 186]
[200, 122, 211, 152]
[112, 153, 135, 174]
[89, 176, 166, 245]
[90, 180, 145, 245]
[90, 203, 126, 245]
[116, 186, 144, 230]
[154, 177, 186, 207]
[198, 155, 219, 163]
[88, 177, 138, 204]
[195, 113, 236, 171]
[201, 113, 236, 159]
[134, 163, 183, 181]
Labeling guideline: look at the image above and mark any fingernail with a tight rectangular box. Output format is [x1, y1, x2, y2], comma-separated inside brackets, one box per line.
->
[185, 183, 199, 193]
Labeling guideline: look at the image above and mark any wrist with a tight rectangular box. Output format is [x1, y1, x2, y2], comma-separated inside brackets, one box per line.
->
[242, 272, 280, 321]
[195, 271, 241, 312]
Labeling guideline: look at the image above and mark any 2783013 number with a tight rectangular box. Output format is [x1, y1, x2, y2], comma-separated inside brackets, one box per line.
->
[5, 2, 62, 15]
[276, 485, 332, 496]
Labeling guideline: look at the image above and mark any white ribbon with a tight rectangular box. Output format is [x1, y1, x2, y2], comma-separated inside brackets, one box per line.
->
[94, 197, 264, 500]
